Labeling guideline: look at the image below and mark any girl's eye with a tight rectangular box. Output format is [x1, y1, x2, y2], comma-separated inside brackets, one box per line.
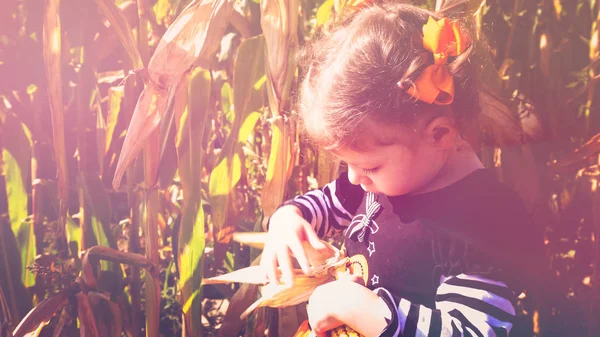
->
[362, 167, 379, 175]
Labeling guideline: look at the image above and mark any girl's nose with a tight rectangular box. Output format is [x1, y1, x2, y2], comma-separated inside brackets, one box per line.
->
[347, 166, 370, 186]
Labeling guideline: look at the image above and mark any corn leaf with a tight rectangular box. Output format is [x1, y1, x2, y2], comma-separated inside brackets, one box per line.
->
[12, 284, 76, 337]
[65, 215, 81, 261]
[2, 113, 33, 288]
[261, 117, 294, 217]
[221, 82, 234, 123]
[19, 319, 49, 337]
[106, 86, 125, 155]
[42, 0, 68, 232]
[215, 256, 262, 337]
[317, 151, 339, 190]
[95, 91, 106, 175]
[153, 0, 173, 24]
[260, 0, 298, 116]
[80, 172, 116, 250]
[435, 0, 469, 13]
[88, 293, 122, 337]
[84, 246, 155, 269]
[11, 219, 35, 289]
[113, 0, 234, 188]
[95, 0, 143, 69]
[76, 292, 100, 337]
[0, 286, 11, 337]
[209, 36, 265, 238]
[232, 232, 269, 249]
[0, 216, 31, 325]
[176, 68, 211, 337]
[217, 283, 260, 337]
[551, 133, 600, 169]
[316, 0, 334, 27]
[91, 1, 138, 66]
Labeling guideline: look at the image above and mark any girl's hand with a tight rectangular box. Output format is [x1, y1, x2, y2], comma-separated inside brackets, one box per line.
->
[307, 280, 392, 337]
[260, 205, 329, 284]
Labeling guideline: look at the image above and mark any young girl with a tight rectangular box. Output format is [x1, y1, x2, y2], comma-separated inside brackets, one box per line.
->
[261, 2, 542, 337]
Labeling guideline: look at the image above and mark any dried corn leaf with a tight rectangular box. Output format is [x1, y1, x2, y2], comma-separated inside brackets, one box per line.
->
[435, 0, 469, 13]
[84, 246, 156, 270]
[232, 232, 269, 249]
[76, 292, 100, 337]
[88, 293, 122, 337]
[18, 320, 48, 337]
[12, 283, 78, 337]
[202, 266, 268, 285]
[216, 256, 262, 337]
[260, 0, 298, 115]
[202, 241, 346, 319]
[550, 133, 600, 170]
[0, 286, 11, 337]
[95, 0, 143, 69]
[113, 0, 234, 189]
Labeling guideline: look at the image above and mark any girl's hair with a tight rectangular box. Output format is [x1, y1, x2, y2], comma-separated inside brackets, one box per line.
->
[296, 2, 486, 150]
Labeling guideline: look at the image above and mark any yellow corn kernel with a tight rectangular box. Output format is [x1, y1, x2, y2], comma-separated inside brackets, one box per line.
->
[329, 325, 363, 337]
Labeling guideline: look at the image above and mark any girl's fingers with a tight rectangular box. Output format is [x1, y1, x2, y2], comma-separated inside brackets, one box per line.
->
[262, 247, 279, 284]
[276, 245, 294, 285]
[313, 331, 327, 337]
[337, 273, 365, 286]
[289, 238, 311, 274]
[304, 224, 328, 252]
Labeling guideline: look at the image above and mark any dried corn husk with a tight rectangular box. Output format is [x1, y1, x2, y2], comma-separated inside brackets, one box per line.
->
[112, 0, 234, 188]
[202, 239, 347, 319]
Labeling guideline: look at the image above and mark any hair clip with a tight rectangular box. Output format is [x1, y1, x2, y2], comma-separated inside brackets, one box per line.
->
[399, 17, 471, 106]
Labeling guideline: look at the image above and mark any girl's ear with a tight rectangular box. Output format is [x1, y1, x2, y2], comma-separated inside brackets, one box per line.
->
[422, 116, 458, 149]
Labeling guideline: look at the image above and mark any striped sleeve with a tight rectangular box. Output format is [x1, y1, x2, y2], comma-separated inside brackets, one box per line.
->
[374, 274, 517, 337]
[283, 172, 365, 238]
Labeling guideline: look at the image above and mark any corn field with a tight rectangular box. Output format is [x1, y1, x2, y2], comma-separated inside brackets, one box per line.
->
[0, 0, 599, 336]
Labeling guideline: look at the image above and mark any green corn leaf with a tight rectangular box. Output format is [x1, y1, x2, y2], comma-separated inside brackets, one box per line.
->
[176, 68, 212, 337]
[316, 0, 334, 27]
[209, 36, 265, 238]
[3, 113, 33, 287]
[0, 216, 32, 324]
[80, 172, 116, 254]
[106, 86, 125, 156]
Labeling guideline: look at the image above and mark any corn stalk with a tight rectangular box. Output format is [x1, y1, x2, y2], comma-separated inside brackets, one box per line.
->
[42, 0, 68, 249]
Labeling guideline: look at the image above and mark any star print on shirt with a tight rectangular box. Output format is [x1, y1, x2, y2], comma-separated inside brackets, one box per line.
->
[367, 241, 376, 257]
[371, 274, 379, 286]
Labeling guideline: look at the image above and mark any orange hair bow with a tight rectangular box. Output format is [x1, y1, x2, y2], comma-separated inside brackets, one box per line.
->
[401, 17, 471, 105]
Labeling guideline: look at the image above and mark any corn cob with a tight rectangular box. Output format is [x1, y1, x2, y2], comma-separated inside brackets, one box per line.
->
[329, 324, 362, 337]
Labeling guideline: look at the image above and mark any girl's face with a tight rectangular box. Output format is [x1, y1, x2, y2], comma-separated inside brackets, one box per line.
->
[334, 139, 447, 196]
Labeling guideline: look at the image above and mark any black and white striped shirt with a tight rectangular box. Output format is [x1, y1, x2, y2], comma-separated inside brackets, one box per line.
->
[284, 169, 541, 337]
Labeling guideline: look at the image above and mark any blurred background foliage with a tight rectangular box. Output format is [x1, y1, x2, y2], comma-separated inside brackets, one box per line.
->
[0, 0, 599, 336]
